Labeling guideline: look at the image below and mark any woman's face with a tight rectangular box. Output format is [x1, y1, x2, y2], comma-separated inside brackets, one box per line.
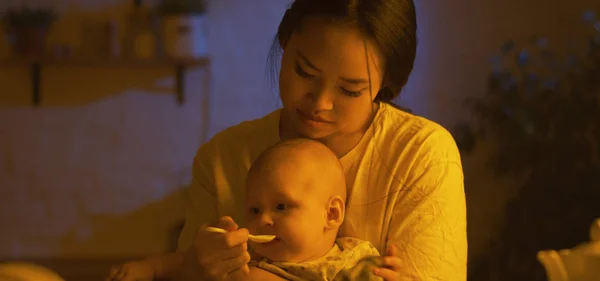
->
[279, 17, 384, 140]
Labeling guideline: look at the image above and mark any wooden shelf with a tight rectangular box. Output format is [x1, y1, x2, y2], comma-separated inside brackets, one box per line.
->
[0, 57, 210, 106]
[0, 57, 209, 67]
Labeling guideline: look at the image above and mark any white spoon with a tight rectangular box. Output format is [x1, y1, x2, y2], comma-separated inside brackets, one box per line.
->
[205, 226, 276, 243]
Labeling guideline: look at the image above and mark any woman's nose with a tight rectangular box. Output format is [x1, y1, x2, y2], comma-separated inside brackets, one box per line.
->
[309, 86, 334, 112]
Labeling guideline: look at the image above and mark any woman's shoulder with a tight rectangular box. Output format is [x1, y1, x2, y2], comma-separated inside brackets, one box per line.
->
[193, 109, 281, 167]
[203, 110, 280, 149]
[376, 103, 461, 165]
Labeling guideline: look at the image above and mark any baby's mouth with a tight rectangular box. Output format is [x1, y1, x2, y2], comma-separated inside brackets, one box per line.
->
[263, 237, 281, 245]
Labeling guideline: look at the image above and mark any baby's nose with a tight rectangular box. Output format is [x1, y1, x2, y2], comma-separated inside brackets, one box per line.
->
[259, 213, 274, 226]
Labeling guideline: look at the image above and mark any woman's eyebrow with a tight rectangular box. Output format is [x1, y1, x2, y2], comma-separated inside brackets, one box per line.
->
[296, 50, 322, 72]
[297, 50, 369, 85]
[340, 76, 369, 85]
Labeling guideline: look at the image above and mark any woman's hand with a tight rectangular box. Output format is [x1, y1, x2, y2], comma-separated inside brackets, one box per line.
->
[372, 244, 402, 281]
[181, 216, 251, 281]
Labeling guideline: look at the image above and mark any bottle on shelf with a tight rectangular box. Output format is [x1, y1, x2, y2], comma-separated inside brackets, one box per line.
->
[124, 0, 158, 60]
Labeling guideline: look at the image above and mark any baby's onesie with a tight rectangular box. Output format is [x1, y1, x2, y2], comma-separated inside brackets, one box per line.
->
[249, 237, 384, 281]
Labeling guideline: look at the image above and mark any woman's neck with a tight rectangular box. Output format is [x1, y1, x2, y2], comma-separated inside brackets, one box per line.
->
[280, 102, 380, 158]
[319, 130, 365, 158]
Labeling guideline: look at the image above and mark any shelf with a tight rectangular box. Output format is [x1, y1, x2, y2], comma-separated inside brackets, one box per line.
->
[0, 57, 209, 67]
[0, 57, 210, 106]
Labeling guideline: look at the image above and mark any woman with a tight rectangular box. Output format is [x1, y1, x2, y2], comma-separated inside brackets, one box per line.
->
[178, 0, 467, 280]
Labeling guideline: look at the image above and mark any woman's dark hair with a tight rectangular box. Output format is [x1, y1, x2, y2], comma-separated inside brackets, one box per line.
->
[267, 0, 418, 103]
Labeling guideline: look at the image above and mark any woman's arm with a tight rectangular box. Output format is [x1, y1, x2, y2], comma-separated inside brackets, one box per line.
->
[386, 161, 468, 280]
[176, 146, 221, 281]
[177, 130, 256, 281]
[177, 174, 219, 252]
[144, 252, 185, 279]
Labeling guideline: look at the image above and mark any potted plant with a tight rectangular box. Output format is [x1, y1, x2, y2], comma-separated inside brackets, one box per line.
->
[2, 6, 57, 57]
[155, 0, 207, 59]
[454, 10, 600, 281]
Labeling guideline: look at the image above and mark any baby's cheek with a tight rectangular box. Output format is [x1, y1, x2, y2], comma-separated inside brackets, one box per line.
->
[244, 220, 259, 234]
[285, 231, 311, 251]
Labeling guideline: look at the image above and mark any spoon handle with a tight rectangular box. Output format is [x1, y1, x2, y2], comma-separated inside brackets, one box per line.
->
[205, 226, 227, 234]
[204, 226, 275, 243]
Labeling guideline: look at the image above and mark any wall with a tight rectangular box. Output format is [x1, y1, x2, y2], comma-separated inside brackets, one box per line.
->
[0, 0, 599, 260]
[409, 0, 600, 263]
[0, 0, 287, 258]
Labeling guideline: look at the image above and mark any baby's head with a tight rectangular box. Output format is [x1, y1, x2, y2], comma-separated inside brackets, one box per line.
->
[244, 138, 346, 263]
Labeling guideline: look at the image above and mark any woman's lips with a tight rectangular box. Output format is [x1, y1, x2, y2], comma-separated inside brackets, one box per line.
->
[296, 109, 332, 128]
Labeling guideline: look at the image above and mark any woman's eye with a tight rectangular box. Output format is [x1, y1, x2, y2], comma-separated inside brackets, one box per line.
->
[341, 88, 362, 97]
[275, 204, 288, 211]
[294, 63, 315, 80]
[249, 207, 260, 215]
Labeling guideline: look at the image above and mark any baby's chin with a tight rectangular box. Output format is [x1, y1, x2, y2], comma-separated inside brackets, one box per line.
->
[250, 240, 285, 261]
[250, 242, 319, 263]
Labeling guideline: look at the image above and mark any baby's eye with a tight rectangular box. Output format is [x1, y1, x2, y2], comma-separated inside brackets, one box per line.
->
[249, 207, 260, 215]
[275, 204, 288, 211]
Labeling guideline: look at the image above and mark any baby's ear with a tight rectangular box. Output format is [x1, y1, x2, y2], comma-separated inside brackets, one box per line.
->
[325, 196, 345, 230]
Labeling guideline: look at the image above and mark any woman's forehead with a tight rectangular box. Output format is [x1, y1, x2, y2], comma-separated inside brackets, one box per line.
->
[289, 17, 384, 78]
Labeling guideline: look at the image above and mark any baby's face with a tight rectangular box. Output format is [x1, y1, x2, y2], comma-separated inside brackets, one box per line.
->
[244, 163, 330, 263]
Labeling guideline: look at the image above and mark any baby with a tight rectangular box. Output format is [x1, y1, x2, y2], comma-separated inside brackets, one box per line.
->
[107, 138, 381, 281]
[243, 138, 382, 280]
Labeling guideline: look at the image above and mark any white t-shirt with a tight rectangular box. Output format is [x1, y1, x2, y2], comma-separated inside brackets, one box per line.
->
[178, 102, 467, 280]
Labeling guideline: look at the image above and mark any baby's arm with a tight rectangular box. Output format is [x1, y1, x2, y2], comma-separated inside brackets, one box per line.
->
[107, 253, 184, 281]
